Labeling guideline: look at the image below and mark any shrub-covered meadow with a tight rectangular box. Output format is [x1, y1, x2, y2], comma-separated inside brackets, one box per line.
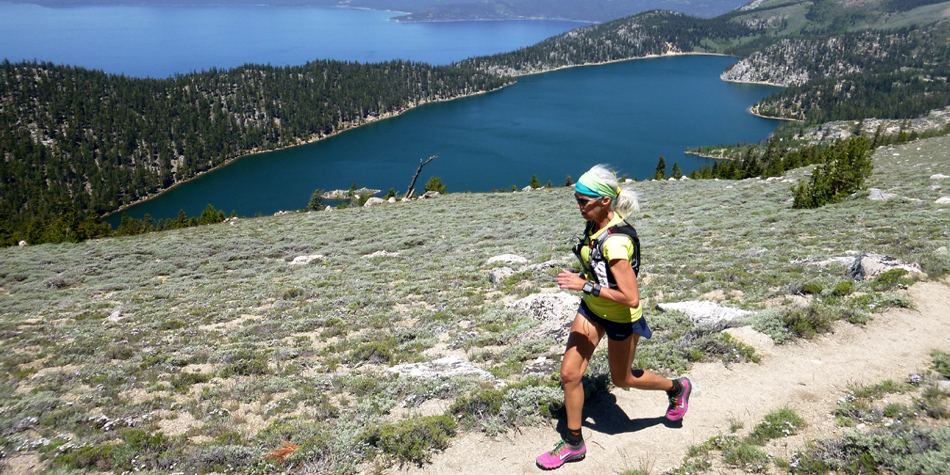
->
[1, 135, 949, 473]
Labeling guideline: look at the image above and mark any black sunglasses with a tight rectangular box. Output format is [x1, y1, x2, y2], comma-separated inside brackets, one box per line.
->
[575, 195, 599, 205]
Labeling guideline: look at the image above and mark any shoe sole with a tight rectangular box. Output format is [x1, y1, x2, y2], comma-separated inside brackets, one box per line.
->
[536, 454, 585, 470]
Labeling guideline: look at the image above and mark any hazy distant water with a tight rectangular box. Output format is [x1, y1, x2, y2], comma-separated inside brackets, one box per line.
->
[112, 55, 782, 223]
[0, 3, 583, 77]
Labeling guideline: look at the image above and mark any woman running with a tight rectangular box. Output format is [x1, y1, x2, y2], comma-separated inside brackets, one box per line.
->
[536, 164, 692, 470]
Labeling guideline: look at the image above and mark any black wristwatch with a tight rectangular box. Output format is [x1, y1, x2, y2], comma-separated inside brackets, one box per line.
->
[582, 281, 601, 296]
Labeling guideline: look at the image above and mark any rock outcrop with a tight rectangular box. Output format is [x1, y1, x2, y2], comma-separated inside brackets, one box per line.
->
[845, 252, 926, 281]
[389, 355, 504, 388]
[506, 292, 580, 344]
[656, 301, 753, 325]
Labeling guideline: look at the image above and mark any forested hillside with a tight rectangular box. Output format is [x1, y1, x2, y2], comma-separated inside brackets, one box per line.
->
[458, 10, 756, 76]
[0, 60, 509, 243]
[725, 26, 950, 123]
[5, 0, 950, 246]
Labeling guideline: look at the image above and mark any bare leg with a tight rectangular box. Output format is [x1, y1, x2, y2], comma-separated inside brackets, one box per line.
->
[606, 332, 674, 391]
[561, 313, 605, 431]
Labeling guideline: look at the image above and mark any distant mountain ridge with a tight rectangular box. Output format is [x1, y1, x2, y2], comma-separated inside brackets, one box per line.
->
[9, 0, 753, 22]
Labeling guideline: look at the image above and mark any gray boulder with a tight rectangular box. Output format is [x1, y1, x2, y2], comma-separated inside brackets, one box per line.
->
[507, 292, 580, 344]
[363, 197, 387, 207]
[868, 188, 898, 201]
[522, 356, 560, 378]
[656, 301, 753, 325]
[488, 267, 516, 283]
[845, 252, 925, 281]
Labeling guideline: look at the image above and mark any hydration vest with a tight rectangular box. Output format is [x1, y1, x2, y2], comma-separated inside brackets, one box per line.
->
[572, 219, 641, 289]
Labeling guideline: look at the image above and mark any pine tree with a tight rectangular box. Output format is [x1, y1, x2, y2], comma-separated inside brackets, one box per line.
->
[654, 157, 667, 180]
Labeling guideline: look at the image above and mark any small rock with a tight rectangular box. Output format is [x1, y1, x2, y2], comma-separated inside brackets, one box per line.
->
[422, 191, 441, 199]
[937, 380, 950, 394]
[18, 240, 28, 247]
[868, 188, 897, 201]
[934, 247, 948, 256]
[363, 250, 399, 258]
[108, 308, 124, 323]
[324, 205, 334, 212]
[388, 197, 397, 203]
[931, 174, 949, 180]
[522, 260, 560, 273]
[487, 254, 528, 266]
[290, 255, 325, 265]
[723, 326, 774, 357]
[488, 267, 515, 283]
[363, 197, 387, 207]
[936, 196, 950, 204]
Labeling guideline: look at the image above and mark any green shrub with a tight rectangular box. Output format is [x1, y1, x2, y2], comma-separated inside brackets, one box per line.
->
[56, 444, 115, 470]
[792, 137, 873, 209]
[723, 443, 770, 472]
[932, 351, 950, 378]
[870, 269, 912, 291]
[832, 280, 853, 296]
[799, 282, 823, 295]
[362, 415, 457, 466]
[160, 319, 186, 330]
[792, 425, 950, 475]
[916, 386, 950, 419]
[171, 371, 212, 391]
[449, 388, 504, 428]
[219, 349, 268, 377]
[425, 176, 446, 194]
[747, 408, 804, 445]
[782, 306, 832, 339]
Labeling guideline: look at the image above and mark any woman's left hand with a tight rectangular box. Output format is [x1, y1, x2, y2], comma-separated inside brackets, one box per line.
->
[557, 269, 586, 291]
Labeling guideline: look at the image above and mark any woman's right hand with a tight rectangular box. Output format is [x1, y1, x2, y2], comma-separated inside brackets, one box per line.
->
[557, 269, 586, 291]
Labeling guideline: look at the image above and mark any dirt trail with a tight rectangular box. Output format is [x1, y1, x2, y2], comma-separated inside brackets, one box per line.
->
[391, 278, 950, 475]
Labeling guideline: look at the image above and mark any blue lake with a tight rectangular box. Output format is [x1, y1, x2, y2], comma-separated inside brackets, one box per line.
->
[113, 55, 782, 222]
[0, 4, 783, 223]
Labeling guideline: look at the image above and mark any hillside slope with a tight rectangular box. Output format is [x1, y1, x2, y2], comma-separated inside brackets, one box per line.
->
[2, 134, 949, 473]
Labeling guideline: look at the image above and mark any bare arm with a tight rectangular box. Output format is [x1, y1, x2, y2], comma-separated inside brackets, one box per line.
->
[557, 258, 640, 309]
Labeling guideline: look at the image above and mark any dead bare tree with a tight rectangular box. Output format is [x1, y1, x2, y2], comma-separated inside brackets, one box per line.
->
[404, 154, 438, 199]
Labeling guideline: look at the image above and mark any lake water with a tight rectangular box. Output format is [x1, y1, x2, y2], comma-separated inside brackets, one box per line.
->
[112, 55, 781, 222]
[0, 4, 782, 223]
[0, 3, 583, 77]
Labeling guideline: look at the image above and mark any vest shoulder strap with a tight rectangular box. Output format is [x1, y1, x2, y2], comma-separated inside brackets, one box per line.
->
[594, 220, 640, 276]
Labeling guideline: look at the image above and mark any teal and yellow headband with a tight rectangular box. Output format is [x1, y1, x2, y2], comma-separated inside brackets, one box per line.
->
[575, 170, 619, 198]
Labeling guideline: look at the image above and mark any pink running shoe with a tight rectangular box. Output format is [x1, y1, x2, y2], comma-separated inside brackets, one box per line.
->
[536, 440, 586, 470]
[666, 377, 692, 421]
